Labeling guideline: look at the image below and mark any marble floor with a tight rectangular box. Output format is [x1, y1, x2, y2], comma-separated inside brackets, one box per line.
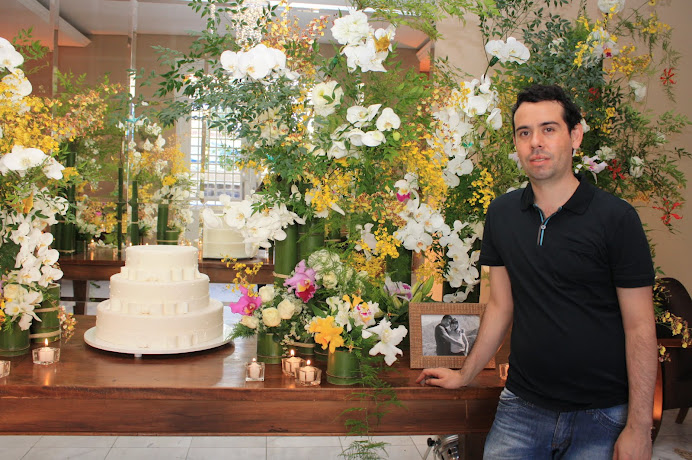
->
[0, 414, 689, 460]
[2, 282, 688, 459]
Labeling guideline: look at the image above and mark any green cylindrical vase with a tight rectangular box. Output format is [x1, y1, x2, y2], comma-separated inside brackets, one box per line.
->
[327, 348, 361, 385]
[30, 283, 61, 343]
[273, 224, 299, 279]
[298, 220, 324, 260]
[0, 321, 31, 357]
[256, 332, 284, 364]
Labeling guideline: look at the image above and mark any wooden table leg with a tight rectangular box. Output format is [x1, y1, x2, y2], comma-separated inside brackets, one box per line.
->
[72, 280, 88, 315]
[652, 361, 663, 442]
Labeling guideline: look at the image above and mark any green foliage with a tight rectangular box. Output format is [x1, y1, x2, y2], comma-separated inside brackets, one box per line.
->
[479, 0, 690, 229]
[10, 28, 49, 75]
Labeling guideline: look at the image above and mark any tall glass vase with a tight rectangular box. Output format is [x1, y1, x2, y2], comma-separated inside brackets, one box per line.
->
[273, 224, 299, 281]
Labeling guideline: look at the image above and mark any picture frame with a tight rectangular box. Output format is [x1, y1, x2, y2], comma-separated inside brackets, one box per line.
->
[408, 302, 495, 370]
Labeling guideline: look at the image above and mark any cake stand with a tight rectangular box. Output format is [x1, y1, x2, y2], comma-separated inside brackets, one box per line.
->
[84, 324, 233, 358]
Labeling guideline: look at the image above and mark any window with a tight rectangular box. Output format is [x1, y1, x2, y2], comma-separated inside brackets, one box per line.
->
[188, 112, 246, 205]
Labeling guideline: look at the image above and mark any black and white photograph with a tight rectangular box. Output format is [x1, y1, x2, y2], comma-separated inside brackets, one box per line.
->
[409, 302, 495, 369]
[421, 314, 479, 357]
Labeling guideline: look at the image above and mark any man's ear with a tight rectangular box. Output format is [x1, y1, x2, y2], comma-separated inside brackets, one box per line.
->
[571, 121, 584, 150]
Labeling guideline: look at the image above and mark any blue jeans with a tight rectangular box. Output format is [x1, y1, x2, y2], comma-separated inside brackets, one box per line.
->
[483, 388, 628, 459]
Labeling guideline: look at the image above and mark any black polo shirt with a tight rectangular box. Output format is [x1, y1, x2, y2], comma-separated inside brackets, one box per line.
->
[479, 174, 654, 411]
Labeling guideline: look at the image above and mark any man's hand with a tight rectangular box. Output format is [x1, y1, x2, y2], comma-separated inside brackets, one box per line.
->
[415, 368, 467, 389]
[612, 425, 652, 460]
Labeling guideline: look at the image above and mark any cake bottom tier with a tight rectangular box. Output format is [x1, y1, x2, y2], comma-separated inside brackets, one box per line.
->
[94, 299, 224, 350]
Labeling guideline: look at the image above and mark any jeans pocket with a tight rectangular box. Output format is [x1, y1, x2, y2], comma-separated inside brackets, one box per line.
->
[590, 403, 628, 434]
[499, 387, 519, 401]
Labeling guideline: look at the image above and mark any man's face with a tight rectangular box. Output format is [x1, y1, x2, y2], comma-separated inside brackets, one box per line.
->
[513, 101, 583, 184]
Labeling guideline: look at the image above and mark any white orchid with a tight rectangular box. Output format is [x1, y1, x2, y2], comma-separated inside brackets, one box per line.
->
[375, 107, 401, 131]
[629, 156, 645, 178]
[310, 81, 343, 117]
[629, 80, 647, 102]
[0, 37, 24, 71]
[0, 145, 48, 176]
[484, 37, 530, 64]
[361, 130, 385, 147]
[331, 10, 370, 46]
[362, 319, 408, 365]
[42, 156, 65, 180]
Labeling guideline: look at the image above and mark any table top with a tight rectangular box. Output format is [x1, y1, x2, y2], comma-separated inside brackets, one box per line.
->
[58, 251, 276, 284]
[0, 316, 507, 401]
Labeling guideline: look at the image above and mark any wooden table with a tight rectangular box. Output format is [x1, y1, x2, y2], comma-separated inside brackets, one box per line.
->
[58, 251, 276, 314]
[0, 316, 505, 456]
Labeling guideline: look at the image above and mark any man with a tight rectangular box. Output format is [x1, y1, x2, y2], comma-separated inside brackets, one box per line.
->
[416, 85, 657, 459]
[434, 315, 466, 356]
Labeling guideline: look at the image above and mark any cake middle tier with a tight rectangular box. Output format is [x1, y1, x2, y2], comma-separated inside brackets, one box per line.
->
[108, 273, 211, 314]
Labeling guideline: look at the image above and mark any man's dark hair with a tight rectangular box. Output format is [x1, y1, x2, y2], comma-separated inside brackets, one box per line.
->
[511, 84, 583, 132]
[442, 315, 453, 322]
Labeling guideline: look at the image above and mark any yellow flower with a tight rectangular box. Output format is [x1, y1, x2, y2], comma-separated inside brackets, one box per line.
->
[308, 316, 344, 352]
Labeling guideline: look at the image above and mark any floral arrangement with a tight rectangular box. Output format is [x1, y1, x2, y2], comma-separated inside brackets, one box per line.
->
[477, 0, 689, 228]
[0, 34, 69, 332]
[202, 193, 305, 252]
[154, 0, 501, 303]
[474, 0, 690, 346]
[230, 248, 433, 366]
[120, 117, 195, 236]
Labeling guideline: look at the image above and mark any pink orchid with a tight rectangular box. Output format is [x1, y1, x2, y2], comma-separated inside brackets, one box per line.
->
[229, 286, 262, 315]
[396, 191, 411, 202]
[384, 277, 412, 301]
[284, 260, 318, 302]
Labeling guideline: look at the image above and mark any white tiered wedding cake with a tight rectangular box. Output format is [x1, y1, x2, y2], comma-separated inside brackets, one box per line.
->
[94, 245, 224, 350]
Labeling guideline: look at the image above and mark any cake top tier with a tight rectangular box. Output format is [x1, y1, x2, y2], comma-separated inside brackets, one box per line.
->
[125, 245, 199, 270]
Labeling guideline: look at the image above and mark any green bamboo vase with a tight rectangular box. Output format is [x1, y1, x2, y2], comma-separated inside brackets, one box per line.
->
[30, 283, 61, 343]
[326, 348, 361, 385]
[256, 332, 284, 364]
[273, 224, 299, 280]
[298, 219, 324, 260]
[289, 340, 315, 359]
[313, 345, 328, 363]
[0, 320, 31, 357]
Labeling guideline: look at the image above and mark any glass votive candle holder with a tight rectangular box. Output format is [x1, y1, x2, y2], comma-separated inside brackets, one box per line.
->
[32, 346, 60, 365]
[246, 358, 265, 382]
[281, 350, 305, 377]
[0, 360, 10, 378]
[296, 361, 321, 386]
[498, 363, 509, 381]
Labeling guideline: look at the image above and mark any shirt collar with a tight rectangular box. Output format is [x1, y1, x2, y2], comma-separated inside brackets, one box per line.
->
[520, 174, 595, 214]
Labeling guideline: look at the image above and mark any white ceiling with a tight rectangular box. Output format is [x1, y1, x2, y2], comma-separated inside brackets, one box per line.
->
[1, 0, 428, 50]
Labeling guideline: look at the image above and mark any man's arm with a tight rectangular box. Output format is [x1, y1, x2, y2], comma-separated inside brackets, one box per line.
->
[613, 285, 657, 460]
[416, 266, 514, 388]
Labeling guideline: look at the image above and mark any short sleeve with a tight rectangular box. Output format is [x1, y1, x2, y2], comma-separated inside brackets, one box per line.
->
[479, 205, 504, 267]
[608, 207, 655, 288]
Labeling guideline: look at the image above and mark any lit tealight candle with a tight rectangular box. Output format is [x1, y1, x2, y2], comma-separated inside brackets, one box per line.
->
[282, 349, 304, 376]
[297, 360, 321, 386]
[33, 339, 59, 365]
